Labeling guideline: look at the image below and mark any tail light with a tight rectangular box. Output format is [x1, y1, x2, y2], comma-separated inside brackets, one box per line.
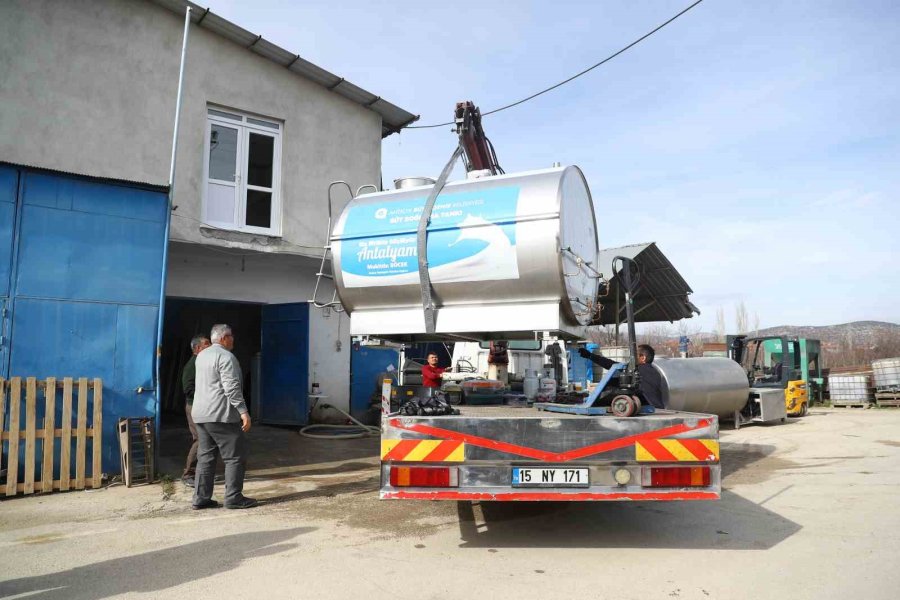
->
[642, 466, 710, 488]
[390, 466, 458, 488]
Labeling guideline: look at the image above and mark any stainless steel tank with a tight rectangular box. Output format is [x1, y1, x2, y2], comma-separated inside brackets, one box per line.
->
[393, 176, 436, 190]
[872, 358, 900, 392]
[330, 166, 599, 341]
[653, 357, 749, 416]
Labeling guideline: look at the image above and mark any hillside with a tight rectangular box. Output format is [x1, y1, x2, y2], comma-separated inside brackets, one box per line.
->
[755, 321, 900, 345]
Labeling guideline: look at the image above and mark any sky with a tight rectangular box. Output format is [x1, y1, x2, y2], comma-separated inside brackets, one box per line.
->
[205, 0, 899, 331]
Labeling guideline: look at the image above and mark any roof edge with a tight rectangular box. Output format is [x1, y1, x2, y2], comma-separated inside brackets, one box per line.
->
[150, 0, 418, 138]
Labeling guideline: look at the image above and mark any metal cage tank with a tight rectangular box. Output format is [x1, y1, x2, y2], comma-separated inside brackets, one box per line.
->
[330, 166, 599, 342]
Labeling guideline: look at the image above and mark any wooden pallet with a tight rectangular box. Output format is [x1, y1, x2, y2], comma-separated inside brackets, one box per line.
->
[875, 393, 900, 408]
[1, 377, 103, 496]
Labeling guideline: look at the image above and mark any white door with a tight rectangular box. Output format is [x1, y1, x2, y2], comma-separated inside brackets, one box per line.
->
[205, 121, 242, 228]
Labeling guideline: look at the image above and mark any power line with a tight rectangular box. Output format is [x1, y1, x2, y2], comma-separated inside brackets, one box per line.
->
[405, 0, 705, 129]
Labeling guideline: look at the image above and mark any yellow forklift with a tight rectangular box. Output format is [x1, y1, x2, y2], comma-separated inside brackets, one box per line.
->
[728, 335, 822, 417]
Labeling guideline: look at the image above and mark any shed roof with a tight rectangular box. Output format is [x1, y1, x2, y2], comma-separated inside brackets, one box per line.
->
[591, 242, 700, 325]
[151, 0, 419, 137]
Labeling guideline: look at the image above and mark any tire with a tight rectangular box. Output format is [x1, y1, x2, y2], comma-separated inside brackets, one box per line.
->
[799, 402, 808, 417]
[610, 395, 636, 417]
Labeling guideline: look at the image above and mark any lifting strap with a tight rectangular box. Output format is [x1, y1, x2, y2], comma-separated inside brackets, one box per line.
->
[416, 145, 464, 334]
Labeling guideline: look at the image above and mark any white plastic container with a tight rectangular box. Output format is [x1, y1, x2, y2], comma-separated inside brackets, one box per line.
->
[523, 370, 540, 400]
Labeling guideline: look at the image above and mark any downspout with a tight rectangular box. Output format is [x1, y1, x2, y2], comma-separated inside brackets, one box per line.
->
[155, 6, 192, 446]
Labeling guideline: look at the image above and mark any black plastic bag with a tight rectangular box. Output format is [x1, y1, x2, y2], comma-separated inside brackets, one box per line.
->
[399, 392, 460, 416]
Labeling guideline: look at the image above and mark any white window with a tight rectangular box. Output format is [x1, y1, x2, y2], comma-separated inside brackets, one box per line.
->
[203, 107, 282, 235]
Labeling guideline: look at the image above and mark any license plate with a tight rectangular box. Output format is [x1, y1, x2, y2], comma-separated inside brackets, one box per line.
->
[511, 467, 590, 487]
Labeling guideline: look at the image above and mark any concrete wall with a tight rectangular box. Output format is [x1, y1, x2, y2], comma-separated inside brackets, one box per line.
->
[166, 243, 351, 411]
[0, 0, 382, 254]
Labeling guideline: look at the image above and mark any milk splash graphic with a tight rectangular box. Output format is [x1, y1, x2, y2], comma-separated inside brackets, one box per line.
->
[338, 186, 520, 288]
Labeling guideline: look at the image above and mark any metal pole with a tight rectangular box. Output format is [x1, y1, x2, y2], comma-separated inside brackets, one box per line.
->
[155, 6, 191, 445]
[168, 7, 192, 191]
[615, 282, 620, 345]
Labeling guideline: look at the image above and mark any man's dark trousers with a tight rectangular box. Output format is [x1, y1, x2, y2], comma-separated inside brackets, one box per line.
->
[193, 422, 247, 506]
[184, 403, 199, 477]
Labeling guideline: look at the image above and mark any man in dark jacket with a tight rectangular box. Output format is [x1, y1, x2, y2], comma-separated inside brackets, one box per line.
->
[578, 344, 665, 409]
[181, 334, 210, 487]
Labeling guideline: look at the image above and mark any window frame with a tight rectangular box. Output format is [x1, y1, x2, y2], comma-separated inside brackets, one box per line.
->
[202, 106, 283, 237]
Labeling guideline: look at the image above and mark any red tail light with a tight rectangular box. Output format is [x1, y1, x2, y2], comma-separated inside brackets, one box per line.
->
[390, 466, 458, 488]
[642, 466, 710, 488]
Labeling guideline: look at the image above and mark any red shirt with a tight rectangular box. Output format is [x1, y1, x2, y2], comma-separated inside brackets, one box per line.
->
[421, 364, 446, 388]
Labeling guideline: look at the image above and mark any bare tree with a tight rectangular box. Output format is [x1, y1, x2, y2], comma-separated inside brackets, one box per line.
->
[676, 320, 705, 357]
[824, 329, 900, 368]
[634, 324, 671, 357]
[735, 301, 749, 334]
[753, 312, 760, 336]
[715, 307, 726, 342]
[585, 325, 618, 346]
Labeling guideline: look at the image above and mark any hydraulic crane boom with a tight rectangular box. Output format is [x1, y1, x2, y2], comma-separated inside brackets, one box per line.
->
[454, 101, 504, 175]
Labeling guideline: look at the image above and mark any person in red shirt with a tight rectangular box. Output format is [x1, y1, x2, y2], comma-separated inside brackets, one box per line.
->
[421, 352, 446, 389]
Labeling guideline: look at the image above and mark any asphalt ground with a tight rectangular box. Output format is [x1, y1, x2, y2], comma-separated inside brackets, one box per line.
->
[1, 407, 898, 600]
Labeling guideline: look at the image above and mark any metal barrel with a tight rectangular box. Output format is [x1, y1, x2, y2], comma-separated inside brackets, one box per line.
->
[653, 357, 749, 416]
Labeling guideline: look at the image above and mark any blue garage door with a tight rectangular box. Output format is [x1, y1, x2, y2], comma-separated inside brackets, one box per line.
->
[0, 166, 167, 475]
[350, 344, 399, 420]
[259, 303, 309, 426]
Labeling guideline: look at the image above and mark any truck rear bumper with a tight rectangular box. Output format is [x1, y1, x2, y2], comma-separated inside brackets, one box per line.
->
[380, 409, 721, 501]
[382, 490, 720, 501]
[380, 463, 721, 501]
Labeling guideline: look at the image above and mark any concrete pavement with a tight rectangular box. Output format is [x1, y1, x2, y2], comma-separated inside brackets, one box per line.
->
[1, 408, 898, 600]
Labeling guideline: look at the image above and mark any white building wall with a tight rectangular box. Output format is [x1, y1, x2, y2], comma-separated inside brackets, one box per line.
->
[166, 243, 351, 411]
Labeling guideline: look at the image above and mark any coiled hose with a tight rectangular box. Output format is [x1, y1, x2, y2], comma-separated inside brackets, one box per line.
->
[298, 403, 380, 439]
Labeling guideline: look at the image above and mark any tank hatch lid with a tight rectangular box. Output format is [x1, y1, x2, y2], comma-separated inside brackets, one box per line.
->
[591, 242, 700, 325]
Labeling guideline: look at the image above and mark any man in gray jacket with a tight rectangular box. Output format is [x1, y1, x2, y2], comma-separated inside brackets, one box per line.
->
[191, 324, 257, 510]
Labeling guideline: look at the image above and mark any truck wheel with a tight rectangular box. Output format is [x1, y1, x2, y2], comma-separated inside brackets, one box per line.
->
[611, 395, 636, 417]
[799, 403, 808, 417]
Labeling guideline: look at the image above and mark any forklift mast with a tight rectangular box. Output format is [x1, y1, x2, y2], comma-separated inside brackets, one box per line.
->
[454, 101, 504, 175]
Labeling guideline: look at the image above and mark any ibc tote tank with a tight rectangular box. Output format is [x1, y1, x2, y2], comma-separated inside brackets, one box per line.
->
[330, 166, 599, 341]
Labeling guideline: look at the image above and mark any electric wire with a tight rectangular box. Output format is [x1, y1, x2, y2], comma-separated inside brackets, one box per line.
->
[405, 0, 704, 129]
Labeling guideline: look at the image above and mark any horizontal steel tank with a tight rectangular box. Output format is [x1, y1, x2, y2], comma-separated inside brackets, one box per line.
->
[653, 357, 750, 416]
[872, 358, 900, 392]
[330, 166, 599, 341]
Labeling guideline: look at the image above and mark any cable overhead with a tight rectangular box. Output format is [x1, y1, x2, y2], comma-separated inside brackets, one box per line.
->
[406, 0, 704, 129]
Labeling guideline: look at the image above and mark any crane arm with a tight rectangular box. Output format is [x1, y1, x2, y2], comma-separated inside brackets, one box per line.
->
[454, 101, 504, 175]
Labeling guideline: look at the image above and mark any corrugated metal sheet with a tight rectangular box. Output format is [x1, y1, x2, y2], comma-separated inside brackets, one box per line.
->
[0, 167, 17, 374]
[592, 242, 700, 325]
[2, 167, 168, 473]
[151, 0, 419, 137]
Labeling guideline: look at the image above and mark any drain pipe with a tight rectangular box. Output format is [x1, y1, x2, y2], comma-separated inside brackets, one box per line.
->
[155, 6, 192, 448]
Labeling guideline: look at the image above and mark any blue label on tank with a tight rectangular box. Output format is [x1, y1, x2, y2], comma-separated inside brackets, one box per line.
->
[339, 186, 520, 287]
